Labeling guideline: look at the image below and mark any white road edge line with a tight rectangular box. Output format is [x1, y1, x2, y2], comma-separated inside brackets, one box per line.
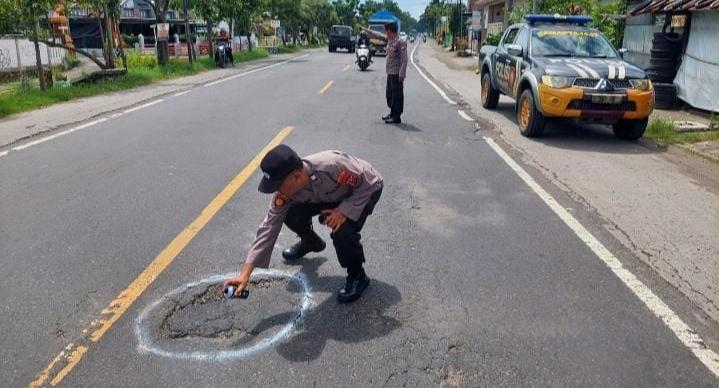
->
[174, 90, 191, 97]
[11, 118, 109, 151]
[123, 99, 164, 114]
[457, 110, 473, 121]
[483, 136, 719, 378]
[0, 150, 8, 158]
[204, 53, 310, 87]
[410, 43, 457, 105]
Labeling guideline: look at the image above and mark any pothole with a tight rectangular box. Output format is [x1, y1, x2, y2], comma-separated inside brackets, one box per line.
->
[135, 270, 312, 360]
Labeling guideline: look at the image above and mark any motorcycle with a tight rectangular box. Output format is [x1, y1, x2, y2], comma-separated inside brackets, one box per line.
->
[356, 44, 371, 71]
[422, 34, 427, 43]
[214, 40, 233, 68]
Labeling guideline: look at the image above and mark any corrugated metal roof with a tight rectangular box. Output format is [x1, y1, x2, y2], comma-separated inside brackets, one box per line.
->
[629, 0, 719, 15]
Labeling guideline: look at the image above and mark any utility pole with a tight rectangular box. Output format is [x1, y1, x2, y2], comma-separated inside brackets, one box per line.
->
[533, 0, 538, 12]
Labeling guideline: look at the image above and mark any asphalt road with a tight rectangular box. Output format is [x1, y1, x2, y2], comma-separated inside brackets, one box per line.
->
[1, 47, 717, 387]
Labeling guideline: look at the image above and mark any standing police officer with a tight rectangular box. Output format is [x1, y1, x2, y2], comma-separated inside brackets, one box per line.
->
[224, 145, 383, 303]
[363, 22, 408, 124]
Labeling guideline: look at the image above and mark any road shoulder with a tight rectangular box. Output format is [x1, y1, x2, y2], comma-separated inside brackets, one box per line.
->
[0, 51, 316, 149]
[414, 42, 719, 327]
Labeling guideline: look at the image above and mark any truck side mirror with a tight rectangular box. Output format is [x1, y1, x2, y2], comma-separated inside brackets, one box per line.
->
[506, 44, 523, 57]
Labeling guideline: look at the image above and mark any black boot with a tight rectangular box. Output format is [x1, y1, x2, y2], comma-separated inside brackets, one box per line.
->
[337, 272, 370, 303]
[282, 238, 326, 261]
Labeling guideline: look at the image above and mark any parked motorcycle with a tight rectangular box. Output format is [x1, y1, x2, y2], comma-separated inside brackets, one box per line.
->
[356, 44, 371, 71]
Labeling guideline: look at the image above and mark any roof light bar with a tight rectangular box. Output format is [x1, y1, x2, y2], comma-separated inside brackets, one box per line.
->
[524, 14, 593, 25]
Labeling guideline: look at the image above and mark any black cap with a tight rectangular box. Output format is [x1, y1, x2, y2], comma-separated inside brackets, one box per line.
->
[258, 144, 302, 193]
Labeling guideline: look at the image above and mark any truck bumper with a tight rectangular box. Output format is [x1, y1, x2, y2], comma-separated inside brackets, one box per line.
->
[537, 84, 654, 121]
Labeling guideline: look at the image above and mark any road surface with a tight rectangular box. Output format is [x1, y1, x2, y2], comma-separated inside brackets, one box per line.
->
[1, 47, 717, 387]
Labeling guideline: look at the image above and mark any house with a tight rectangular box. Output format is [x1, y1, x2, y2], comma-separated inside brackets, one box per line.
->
[471, 0, 509, 45]
[625, 2, 718, 112]
[67, 0, 197, 49]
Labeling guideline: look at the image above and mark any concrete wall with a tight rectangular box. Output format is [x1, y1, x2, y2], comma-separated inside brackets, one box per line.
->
[0, 37, 67, 71]
[622, 7, 666, 70]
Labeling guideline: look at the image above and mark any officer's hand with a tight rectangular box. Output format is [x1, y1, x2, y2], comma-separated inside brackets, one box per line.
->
[321, 209, 347, 233]
[223, 263, 254, 296]
[399, 76, 405, 84]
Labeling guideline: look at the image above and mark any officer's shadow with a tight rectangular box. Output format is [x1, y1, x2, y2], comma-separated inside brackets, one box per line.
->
[251, 257, 402, 362]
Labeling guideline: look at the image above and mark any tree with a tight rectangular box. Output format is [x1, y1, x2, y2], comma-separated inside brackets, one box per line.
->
[146, 0, 171, 65]
[77, 0, 119, 68]
[13, 0, 57, 90]
[508, 0, 625, 47]
[333, 0, 359, 27]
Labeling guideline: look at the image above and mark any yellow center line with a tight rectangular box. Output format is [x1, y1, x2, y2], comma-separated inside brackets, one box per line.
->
[27, 125, 295, 388]
[319, 80, 334, 94]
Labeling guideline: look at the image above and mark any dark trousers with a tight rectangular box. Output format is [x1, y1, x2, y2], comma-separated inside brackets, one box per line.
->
[284, 189, 383, 277]
[386, 74, 404, 119]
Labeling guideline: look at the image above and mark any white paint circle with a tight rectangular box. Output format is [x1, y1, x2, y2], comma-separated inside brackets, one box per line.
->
[134, 269, 313, 361]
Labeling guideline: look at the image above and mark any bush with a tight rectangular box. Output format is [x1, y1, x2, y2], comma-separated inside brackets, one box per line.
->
[455, 38, 468, 50]
[126, 52, 157, 69]
[508, 0, 625, 47]
[485, 33, 502, 46]
[123, 34, 138, 48]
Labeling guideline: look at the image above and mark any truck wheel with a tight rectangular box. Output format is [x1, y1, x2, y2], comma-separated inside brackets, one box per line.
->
[518, 89, 546, 137]
[613, 118, 648, 140]
[481, 73, 499, 109]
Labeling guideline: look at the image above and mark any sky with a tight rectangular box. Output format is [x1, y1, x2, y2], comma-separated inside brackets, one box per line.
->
[396, 0, 430, 19]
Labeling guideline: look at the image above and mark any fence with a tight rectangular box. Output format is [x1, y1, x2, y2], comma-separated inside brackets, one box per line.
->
[0, 35, 67, 72]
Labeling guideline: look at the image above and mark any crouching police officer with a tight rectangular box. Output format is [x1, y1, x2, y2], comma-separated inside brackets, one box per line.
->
[224, 145, 383, 303]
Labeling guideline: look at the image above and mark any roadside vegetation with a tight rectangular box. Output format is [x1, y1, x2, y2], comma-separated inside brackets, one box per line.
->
[644, 117, 719, 145]
[0, 49, 269, 118]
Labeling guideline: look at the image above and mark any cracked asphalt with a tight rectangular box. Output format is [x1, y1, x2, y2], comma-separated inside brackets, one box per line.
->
[1, 48, 717, 387]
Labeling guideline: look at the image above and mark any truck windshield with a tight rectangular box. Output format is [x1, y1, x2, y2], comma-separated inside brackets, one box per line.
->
[332, 27, 350, 36]
[531, 30, 617, 58]
[369, 24, 385, 35]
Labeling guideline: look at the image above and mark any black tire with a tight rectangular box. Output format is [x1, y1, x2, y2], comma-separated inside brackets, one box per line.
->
[650, 48, 680, 59]
[613, 119, 648, 140]
[481, 73, 500, 109]
[647, 69, 675, 83]
[517, 89, 546, 137]
[654, 82, 680, 110]
[653, 32, 682, 43]
[649, 57, 678, 69]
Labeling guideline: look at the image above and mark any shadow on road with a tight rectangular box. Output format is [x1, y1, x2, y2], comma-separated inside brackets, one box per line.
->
[394, 123, 422, 132]
[492, 101, 661, 155]
[253, 257, 402, 362]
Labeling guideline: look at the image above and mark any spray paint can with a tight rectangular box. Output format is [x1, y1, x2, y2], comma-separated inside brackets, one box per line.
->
[224, 286, 249, 299]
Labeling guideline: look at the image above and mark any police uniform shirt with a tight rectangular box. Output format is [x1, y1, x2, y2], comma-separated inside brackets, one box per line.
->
[245, 151, 383, 268]
[386, 36, 408, 79]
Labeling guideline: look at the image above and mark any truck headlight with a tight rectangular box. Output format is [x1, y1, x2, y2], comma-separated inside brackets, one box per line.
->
[629, 79, 652, 91]
[541, 75, 574, 89]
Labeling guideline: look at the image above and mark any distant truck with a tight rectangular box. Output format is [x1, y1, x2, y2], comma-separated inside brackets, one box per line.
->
[368, 10, 400, 56]
[329, 25, 355, 53]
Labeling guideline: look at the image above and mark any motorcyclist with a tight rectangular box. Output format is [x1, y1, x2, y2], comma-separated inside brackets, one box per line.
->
[356, 31, 372, 61]
[215, 22, 234, 66]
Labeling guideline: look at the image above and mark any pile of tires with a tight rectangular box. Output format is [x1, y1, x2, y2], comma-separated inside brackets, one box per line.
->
[647, 32, 683, 110]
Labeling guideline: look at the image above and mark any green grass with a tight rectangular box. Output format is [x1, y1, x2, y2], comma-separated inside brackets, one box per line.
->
[0, 49, 270, 119]
[644, 117, 719, 145]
